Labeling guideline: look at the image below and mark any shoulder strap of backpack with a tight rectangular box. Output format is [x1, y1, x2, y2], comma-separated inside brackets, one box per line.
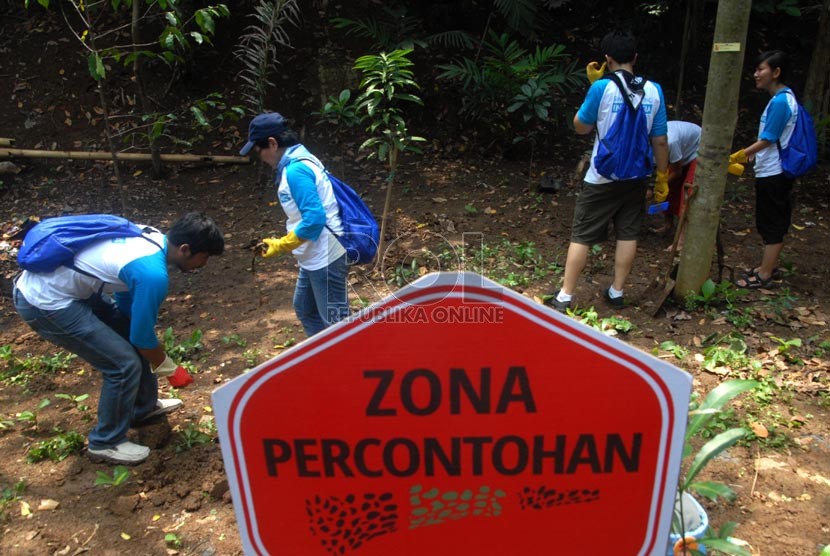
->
[605, 73, 643, 112]
[284, 157, 343, 239]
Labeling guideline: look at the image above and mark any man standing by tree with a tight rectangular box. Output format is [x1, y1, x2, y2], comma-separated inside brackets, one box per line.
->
[13, 212, 224, 465]
[547, 30, 669, 311]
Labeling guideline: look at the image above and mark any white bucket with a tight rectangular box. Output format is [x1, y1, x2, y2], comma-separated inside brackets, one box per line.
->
[667, 492, 709, 555]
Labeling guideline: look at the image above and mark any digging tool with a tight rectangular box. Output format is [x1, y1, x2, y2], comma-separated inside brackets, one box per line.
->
[647, 182, 694, 316]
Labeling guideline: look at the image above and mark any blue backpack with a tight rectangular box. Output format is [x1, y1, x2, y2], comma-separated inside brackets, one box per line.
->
[18, 214, 155, 273]
[593, 74, 653, 181]
[288, 159, 380, 265]
[778, 90, 818, 179]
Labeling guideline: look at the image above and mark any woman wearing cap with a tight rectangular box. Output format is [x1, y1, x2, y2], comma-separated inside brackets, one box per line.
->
[241, 112, 349, 336]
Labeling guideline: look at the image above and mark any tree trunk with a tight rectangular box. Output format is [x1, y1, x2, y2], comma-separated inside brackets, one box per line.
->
[673, 0, 752, 301]
[804, 0, 830, 157]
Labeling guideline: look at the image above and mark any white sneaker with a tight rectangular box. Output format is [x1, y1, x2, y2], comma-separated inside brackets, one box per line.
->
[88, 440, 150, 465]
[138, 398, 183, 423]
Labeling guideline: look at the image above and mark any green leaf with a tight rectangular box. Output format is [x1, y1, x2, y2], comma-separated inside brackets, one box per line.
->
[701, 278, 716, 299]
[165, 11, 178, 26]
[87, 53, 106, 81]
[190, 106, 209, 128]
[685, 380, 758, 441]
[683, 428, 745, 488]
[190, 31, 204, 45]
[687, 480, 736, 502]
[195, 9, 215, 35]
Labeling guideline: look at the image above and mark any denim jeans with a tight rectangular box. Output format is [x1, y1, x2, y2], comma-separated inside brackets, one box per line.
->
[13, 287, 158, 449]
[293, 254, 349, 336]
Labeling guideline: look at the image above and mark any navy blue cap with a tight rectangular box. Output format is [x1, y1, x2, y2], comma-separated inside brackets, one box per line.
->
[239, 112, 286, 155]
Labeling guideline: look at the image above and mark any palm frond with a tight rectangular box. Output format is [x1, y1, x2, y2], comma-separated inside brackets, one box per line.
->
[234, 0, 301, 113]
[493, 0, 539, 33]
[426, 30, 476, 50]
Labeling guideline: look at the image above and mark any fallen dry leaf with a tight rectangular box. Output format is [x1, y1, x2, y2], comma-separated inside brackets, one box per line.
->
[750, 422, 769, 438]
[37, 499, 59, 511]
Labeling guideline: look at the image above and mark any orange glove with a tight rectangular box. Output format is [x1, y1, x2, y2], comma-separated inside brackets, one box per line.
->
[586, 61, 606, 84]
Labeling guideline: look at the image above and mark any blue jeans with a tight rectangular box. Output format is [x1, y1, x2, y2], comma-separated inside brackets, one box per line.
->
[293, 254, 349, 336]
[13, 287, 158, 449]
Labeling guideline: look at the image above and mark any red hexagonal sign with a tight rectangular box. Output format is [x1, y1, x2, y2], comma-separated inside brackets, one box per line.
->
[213, 272, 691, 555]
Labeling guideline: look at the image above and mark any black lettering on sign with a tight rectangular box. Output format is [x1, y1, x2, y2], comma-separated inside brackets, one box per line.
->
[263, 439, 291, 477]
[449, 367, 491, 414]
[400, 369, 442, 415]
[364, 370, 396, 416]
[497, 367, 537, 414]
[364, 367, 536, 416]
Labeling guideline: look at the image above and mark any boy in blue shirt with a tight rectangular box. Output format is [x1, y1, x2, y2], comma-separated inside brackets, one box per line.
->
[547, 30, 669, 311]
[14, 213, 224, 464]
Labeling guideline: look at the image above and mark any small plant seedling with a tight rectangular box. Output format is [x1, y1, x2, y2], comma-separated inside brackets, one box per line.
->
[26, 429, 85, 463]
[685, 279, 746, 311]
[16, 398, 52, 430]
[221, 334, 248, 348]
[165, 533, 183, 549]
[163, 327, 204, 362]
[55, 393, 90, 411]
[569, 307, 635, 336]
[464, 203, 478, 215]
[770, 336, 803, 364]
[658, 340, 689, 360]
[242, 349, 262, 367]
[95, 465, 131, 487]
[0, 480, 26, 520]
[176, 422, 213, 452]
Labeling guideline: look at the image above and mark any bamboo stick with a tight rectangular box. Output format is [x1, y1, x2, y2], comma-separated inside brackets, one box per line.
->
[0, 147, 250, 165]
[0, 138, 15, 147]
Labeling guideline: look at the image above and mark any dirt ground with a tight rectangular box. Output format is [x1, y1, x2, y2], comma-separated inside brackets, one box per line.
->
[1, 9, 829, 556]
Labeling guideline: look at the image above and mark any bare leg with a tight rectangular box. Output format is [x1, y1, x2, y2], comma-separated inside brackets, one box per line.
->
[757, 243, 784, 280]
[561, 242, 589, 295]
[612, 240, 638, 292]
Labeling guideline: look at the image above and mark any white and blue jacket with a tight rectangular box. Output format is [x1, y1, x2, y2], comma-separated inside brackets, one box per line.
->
[16, 229, 168, 349]
[276, 145, 345, 270]
[755, 88, 798, 178]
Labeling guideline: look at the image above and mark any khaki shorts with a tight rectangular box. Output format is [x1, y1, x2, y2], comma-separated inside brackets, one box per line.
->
[571, 179, 648, 244]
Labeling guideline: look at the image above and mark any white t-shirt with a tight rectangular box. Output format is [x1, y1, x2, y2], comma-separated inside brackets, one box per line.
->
[667, 121, 700, 166]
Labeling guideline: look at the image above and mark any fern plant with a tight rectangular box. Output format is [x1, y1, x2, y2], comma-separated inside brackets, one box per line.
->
[437, 30, 582, 139]
[332, 4, 475, 52]
[332, 4, 425, 51]
[235, 0, 301, 113]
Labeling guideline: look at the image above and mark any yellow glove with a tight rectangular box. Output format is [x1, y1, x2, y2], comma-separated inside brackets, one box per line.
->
[727, 163, 745, 176]
[586, 61, 606, 84]
[729, 149, 748, 164]
[260, 231, 304, 258]
[654, 169, 669, 203]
